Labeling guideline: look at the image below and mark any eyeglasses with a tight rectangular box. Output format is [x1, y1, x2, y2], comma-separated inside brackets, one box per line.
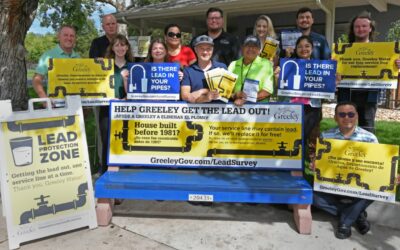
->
[167, 32, 181, 38]
[208, 16, 222, 21]
[337, 112, 356, 118]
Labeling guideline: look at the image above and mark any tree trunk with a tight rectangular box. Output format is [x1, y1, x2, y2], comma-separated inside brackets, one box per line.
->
[0, 0, 38, 111]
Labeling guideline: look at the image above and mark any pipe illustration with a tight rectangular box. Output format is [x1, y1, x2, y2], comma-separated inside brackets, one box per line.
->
[206, 139, 302, 157]
[316, 138, 398, 193]
[315, 168, 370, 189]
[342, 69, 397, 80]
[94, 58, 113, 71]
[129, 64, 147, 92]
[114, 121, 203, 153]
[315, 137, 331, 160]
[379, 156, 399, 192]
[7, 116, 75, 132]
[48, 86, 108, 98]
[280, 60, 301, 90]
[19, 182, 88, 225]
[333, 43, 354, 54]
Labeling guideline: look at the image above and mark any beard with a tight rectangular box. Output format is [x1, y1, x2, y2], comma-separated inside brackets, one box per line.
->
[208, 27, 222, 33]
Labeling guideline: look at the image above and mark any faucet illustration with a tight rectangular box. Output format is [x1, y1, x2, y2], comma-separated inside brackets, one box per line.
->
[19, 182, 89, 225]
[280, 60, 301, 90]
[129, 64, 148, 93]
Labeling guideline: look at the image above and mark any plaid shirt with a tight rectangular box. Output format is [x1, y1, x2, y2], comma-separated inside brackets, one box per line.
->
[321, 126, 378, 143]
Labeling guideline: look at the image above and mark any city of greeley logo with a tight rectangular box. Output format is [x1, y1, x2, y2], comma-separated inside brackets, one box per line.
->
[355, 47, 374, 56]
[344, 146, 366, 158]
[273, 108, 299, 122]
[72, 63, 91, 73]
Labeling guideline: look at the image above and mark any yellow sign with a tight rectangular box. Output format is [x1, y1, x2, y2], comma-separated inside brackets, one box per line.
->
[314, 138, 399, 203]
[0, 96, 97, 249]
[129, 36, 151, 58]
[205, 68, 237, 103]
[108, 102, 303, 170]
[332, 42, 400, 89]
[48, 58, 115, 106]
[260, 37, 279, 61]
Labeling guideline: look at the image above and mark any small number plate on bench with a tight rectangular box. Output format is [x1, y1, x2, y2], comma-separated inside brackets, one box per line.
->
[188, 194, 214, 202]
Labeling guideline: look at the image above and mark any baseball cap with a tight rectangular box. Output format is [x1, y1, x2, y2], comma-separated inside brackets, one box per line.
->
[242, 35, 261, 48]
[193, 35, 214, 47]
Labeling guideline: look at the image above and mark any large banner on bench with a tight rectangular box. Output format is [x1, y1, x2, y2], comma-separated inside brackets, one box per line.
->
[314, 138, 399, 203]
[108, 101, 304, 170]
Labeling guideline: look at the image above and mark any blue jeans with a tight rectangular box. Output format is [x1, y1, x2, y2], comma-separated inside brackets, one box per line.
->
[313, 191, 373, 226]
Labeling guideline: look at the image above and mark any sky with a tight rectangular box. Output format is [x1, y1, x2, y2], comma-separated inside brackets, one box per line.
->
[28, 3, 116, 34]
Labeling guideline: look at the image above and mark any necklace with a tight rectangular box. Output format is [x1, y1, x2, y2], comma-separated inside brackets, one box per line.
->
[240, 59, 253, 90]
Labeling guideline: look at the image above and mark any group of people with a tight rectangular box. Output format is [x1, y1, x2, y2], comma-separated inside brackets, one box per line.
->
[31, 6, 400, 240]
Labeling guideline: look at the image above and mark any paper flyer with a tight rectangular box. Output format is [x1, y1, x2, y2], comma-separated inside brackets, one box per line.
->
[243, 79, 259, 103]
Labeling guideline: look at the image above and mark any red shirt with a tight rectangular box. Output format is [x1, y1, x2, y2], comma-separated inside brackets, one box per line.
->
[168, 46, 196, 67]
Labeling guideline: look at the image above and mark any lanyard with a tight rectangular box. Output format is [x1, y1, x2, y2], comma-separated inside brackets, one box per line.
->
[240, 60, 253, 91]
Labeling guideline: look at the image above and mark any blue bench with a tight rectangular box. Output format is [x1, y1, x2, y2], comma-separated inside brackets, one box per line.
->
[95, 168, 312, 233]
[95, 101, 313, 233]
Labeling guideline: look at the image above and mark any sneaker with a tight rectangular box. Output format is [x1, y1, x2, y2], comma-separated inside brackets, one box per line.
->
[335, 223, 351, 239]
[114, 199, 124, 205]
[355, 211, 370, 235]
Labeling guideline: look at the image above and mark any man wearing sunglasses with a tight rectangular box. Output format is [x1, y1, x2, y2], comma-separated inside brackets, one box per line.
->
[191, 7, 240, 66]
[312, 101, 380, 239]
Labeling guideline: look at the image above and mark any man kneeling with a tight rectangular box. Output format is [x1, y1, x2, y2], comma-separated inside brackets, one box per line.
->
[313, 101, 377, 239]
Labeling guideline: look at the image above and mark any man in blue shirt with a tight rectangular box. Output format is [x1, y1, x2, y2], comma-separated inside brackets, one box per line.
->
[313, 101, 379, 239]
[32, 25, 80, 99]
[181, 35, 227, 103]
[281, 7, 331, 60]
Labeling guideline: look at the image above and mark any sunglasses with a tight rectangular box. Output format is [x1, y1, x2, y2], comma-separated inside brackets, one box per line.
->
[338, 112, 356, 118]
[167, 32, 181, 38]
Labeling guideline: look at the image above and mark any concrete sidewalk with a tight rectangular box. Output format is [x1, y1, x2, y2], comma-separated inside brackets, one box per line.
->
[1, 199, 399, 250]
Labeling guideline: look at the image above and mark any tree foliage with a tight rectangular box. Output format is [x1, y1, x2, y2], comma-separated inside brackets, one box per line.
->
[37, 0, 100, 31]
[75, 19, 99, 57]
[25, 33, 56, 63]
[386, 19, 400, 41]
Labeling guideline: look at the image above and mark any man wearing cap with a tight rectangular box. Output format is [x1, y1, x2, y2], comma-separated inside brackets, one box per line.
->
[229, 35, 274, 106]
[181, 35, 227, 103]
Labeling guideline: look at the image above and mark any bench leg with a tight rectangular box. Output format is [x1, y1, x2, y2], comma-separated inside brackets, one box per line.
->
[293, 204, 312, 234]
[96, 198, 114, 226]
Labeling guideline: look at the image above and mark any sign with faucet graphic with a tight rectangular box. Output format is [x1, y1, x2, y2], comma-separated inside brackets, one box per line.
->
[127, 62, 180, 100]
[278, 58, 337, 99]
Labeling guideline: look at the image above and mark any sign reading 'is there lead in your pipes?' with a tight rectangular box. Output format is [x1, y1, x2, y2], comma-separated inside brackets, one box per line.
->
[127, 63, 180, 100]
[278, 58, 337, 99]
[108, 101, 303, 170]
[0, 96, 97, 250]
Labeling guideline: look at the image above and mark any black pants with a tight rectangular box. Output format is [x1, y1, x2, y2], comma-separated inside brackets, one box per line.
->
[304, 105, 321, 141]
[97, 106, 110, 174]
[354, 102, 377, 133]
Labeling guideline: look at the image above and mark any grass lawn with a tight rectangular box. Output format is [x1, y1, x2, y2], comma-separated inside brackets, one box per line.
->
[27, 69, 35, 79]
